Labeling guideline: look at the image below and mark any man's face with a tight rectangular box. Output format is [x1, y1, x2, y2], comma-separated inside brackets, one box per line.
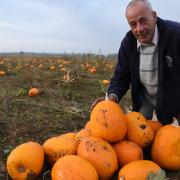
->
[126, 2, 157, 44]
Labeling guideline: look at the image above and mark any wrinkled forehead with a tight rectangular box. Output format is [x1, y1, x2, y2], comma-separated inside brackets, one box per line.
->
[126, 1, 152, 19]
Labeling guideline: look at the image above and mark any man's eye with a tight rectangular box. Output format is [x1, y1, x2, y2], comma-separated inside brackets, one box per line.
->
[130, 23, 136, 29]
[140, 18, 147, 24]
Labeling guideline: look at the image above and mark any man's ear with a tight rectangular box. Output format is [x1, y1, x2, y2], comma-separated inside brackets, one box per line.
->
[152, 11, 157, 22]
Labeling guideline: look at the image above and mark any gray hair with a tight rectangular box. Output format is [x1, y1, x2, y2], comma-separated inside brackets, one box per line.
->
[126, 0, 153, 11]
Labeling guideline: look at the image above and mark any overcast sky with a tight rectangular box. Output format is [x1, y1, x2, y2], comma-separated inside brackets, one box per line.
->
[0, 0, 180, 55]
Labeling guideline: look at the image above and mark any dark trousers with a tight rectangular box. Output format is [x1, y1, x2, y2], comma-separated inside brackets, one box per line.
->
[138, 97, 155, 120]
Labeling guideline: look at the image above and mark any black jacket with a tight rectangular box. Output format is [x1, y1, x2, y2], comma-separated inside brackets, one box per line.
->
[108, 17, 180, 124]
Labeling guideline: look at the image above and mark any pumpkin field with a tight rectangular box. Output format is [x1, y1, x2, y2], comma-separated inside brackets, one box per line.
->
[0, 54, 128, 179]
[0, 54, 180, 179]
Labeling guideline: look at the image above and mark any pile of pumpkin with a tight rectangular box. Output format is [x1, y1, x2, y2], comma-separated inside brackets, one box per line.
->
[6, 99, 180, 180]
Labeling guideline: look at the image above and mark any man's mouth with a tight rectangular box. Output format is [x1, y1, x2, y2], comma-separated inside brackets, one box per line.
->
[138, 34, 147, 39]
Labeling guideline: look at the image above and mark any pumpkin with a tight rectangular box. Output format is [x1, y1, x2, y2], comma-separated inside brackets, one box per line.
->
[85, 120, 91, 130]
[102, 80, 110, 86]
[89, 99, 127, 143]
[77, 136, 118, 180]
[147, 120, 163, 136]
[51, 155, 98, 180]
[151, 118, 180, 170]
[60, 67, 67, 72]
[126, 111, 154, 147]
[0, 70, 6, 76]
[38, 64, 44, 69]
[113, 140, 143, 167]
[43, 132, 78, 165]
[50, 65, 56, 71]
[118, 160, 161, 180]
[89, 67, 97, 74]
[28, 88, 39, 97]
[6, 141, 44, 180]
[147, 111, 163, 136]
[75, 128, 91, 143]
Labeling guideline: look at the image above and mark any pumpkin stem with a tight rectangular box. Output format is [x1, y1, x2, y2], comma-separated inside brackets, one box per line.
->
[172, 117, 180, 127]
[124, 105, 132, 113]
[119, 177, 125, 180]
[152, 110, 158, 121]
[105, 92, 109, 101]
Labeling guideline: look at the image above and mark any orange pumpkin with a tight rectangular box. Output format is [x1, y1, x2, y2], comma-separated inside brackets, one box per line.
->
[126, 111, 154, 147]
[50, 65, 56, 71]
[102, 80, 110, 86]
[147, 120, 163, 136]
[75, 128, 91, 143]
[6, 141, 44, 180]
[151, 118, 180, 170]
[51, 155, 98, 180]
[77, 136, 118, 179]
[85, 120, 91, 130]
[0, 70, 6, 76]
[43, 132, 78, 165]
[89, 100, 127, 143]
[60, 67, 67, 72]
[147, 110, 163, 136]
[118, 160, 161, 180]
[89, 67, 97, 74]
[38, 64, 44, 69]
[113, 140, 143, 167]
[28, 88, 39, 97]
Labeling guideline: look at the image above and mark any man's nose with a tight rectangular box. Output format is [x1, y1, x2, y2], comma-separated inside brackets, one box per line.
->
[136, 23, 144, 32]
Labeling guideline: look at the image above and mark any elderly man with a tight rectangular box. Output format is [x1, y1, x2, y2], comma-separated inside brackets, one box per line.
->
[91, 0, 180, 125]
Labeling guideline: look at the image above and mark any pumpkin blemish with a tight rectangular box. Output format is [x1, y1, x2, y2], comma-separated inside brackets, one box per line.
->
[17, 165, 26, 173]
[140, 124, 146, 129]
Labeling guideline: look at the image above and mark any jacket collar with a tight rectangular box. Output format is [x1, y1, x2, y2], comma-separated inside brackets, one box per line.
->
[156, 17, 174, 50]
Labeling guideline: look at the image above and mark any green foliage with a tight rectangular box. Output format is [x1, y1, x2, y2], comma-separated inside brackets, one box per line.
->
[14, 88, 27, 97]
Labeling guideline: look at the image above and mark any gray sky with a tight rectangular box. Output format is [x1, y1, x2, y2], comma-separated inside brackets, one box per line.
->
[0, 0, 180, 55]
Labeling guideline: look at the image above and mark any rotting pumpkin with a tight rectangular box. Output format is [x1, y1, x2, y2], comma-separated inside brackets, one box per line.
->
[6, 141, 44, 180]
[125, 111, 154, 147]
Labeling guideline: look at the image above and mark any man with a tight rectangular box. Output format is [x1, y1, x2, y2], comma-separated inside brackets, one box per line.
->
[91, 0, 180, 125]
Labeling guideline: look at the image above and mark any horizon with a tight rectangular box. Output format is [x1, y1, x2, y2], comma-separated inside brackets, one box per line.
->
[0, 0, 180, 55]
[0, 51, 117, 56]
